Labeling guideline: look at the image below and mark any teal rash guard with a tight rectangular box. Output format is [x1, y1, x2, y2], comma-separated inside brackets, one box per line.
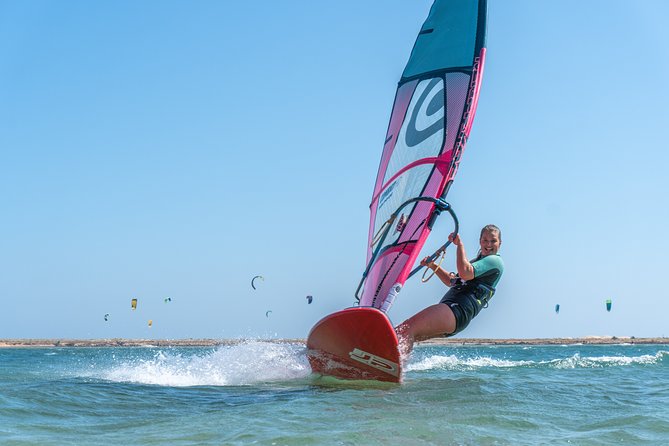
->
[470, 253, 504, 289]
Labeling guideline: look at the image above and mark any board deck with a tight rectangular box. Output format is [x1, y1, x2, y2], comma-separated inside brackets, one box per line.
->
[306, 307, 402, 383]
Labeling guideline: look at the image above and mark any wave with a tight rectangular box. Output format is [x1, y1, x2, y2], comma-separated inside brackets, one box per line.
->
[406, 350, 668, 372]
[85, 341, 312, 387]
[406, 354, 531, 371]
[547, 351, 668, 369]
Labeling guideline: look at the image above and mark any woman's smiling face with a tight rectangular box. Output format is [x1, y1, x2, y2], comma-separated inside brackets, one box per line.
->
[479, 230, 501, 257]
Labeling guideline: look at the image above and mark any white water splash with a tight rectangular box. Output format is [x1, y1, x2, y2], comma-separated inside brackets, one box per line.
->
[95, 341, 312, 386]
[406, 351, 668, 372]
[548, 351, 668, 369]
[407, 354, 532, 372]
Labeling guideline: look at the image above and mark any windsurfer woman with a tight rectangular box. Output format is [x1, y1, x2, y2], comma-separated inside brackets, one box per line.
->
[395, 224, 504, 355]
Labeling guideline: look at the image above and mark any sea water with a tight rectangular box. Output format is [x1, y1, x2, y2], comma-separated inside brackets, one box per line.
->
[1, 342, 668, 445]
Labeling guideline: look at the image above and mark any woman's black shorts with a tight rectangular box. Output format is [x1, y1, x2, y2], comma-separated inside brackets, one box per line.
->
[439, 284, 493, 336]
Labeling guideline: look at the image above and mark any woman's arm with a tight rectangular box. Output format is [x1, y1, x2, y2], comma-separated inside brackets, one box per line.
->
[451, 233, 475, 281]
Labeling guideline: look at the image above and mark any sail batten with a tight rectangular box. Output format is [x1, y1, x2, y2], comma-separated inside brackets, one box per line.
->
[359, 0, 487, 311]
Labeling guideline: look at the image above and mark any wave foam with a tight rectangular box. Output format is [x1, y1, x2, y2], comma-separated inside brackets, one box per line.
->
[95, 341, 312, 386]
[407, 354, 532, 372]
[547, 351, 667, 369]
[406, 351, 668, 372]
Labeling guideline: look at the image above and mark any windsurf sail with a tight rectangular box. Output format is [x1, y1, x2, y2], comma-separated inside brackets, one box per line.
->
[357, 0, 487, 311]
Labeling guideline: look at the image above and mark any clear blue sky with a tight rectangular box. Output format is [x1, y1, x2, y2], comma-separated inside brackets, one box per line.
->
[1, 0, 668, 340]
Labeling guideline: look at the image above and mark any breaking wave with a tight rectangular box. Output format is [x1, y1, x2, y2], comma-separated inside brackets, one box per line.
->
[407, 350, 668, 372]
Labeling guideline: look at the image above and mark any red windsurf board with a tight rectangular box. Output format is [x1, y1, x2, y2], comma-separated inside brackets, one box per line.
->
[306, 307, 402, 383]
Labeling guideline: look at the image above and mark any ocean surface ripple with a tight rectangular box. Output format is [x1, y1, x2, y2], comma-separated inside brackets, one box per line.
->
[1, 342, 668, 445]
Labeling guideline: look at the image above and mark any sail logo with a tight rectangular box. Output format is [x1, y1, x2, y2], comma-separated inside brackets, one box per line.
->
[378, 180, 397, 210]
[349, 348, 399, 377]
[405, 77, 444, 148]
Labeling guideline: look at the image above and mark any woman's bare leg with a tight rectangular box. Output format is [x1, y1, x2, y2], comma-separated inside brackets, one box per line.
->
[395, 303, 456, 358]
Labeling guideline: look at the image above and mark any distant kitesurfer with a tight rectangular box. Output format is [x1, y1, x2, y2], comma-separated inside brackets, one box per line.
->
[395, 224, 504, 355]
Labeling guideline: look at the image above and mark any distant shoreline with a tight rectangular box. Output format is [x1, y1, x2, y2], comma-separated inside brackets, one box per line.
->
[1, 337, 668, 348]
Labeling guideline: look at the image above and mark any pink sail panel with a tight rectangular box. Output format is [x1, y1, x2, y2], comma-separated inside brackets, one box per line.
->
[366, 79, 418, 260]
[360, 53, 486, 310]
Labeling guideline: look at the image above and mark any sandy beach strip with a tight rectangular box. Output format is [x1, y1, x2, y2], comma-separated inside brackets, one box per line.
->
[1, 337, 668, 348]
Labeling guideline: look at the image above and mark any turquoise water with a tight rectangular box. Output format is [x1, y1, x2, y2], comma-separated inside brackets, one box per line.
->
[1, 342, 668, 445]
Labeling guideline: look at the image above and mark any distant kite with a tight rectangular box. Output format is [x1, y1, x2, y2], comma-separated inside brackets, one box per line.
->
[251, 275, 264, 290]
[265, 310, 272, 318]
[148, 319, 153, 327]
[104, 313, 110, 321]
[306, 295, 313, 304]
[131, 298, 138, 310]
[554, 304, 560, 314]
[164, 297, 172, 303]
[606, 299, 612, 312]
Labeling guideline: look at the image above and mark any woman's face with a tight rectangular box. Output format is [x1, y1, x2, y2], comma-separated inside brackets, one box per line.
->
[479, 230, 501, 257]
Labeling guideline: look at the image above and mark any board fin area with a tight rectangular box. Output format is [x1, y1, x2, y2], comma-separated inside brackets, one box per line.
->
[306, 307, 402, 383]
